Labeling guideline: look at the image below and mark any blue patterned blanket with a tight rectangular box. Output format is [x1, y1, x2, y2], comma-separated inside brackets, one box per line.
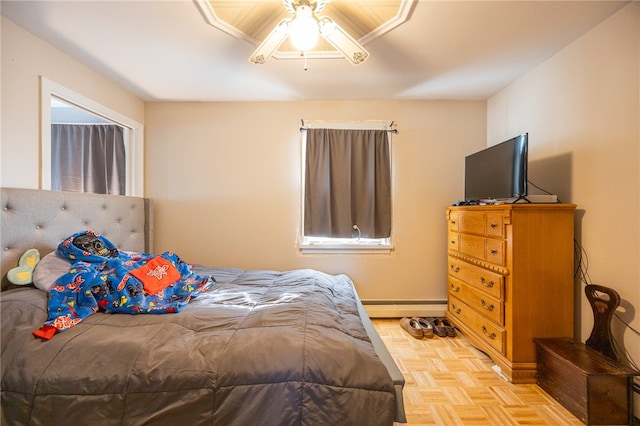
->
[33, 230, 213, 339]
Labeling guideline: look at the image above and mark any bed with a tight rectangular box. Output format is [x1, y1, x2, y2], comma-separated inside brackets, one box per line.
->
[0, 187, 406, 425]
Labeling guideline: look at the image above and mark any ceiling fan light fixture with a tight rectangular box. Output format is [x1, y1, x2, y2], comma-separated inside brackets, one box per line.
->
[248, 0, 369, 65]
[288, 4, 319, 52]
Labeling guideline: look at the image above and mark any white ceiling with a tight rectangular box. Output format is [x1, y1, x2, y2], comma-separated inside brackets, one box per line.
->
[1, 0, 630, 102]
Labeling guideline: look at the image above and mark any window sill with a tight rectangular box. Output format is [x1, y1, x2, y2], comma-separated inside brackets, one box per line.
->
[299, 243, 393, 254]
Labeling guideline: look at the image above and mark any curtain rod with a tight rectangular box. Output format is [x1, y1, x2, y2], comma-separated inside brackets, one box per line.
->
[300, 119, 399, 133]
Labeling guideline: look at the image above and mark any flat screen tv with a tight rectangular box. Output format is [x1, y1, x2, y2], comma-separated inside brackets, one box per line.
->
[464, 133, 528, 202]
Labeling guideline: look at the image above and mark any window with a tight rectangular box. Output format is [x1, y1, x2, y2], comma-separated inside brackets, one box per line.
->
[40, 77, 144, 196]
[51, 100, 126, 194]
[300, 121, 395, 253]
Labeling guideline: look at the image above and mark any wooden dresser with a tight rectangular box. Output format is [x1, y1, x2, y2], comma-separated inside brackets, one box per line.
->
[445, 203, 576, 383]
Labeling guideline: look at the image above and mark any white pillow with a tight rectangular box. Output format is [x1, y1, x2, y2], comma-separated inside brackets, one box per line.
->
[33, 251, 72, 292]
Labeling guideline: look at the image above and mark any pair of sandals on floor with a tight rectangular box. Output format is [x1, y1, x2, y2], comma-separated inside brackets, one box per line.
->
[400, 316, 456, 339]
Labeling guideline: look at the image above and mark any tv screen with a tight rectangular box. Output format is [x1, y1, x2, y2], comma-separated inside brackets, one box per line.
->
[464, 133, 528, 201]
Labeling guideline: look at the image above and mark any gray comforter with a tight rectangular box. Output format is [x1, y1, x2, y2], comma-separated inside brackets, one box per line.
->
[1, 267, 397, 425]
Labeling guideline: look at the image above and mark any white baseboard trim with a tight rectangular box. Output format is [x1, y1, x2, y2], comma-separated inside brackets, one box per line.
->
[361, 300, 448, 318]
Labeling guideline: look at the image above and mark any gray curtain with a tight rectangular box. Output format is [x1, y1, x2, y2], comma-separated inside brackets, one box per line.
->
[51, 124, 126, 195]
[304, 128, 391, 239]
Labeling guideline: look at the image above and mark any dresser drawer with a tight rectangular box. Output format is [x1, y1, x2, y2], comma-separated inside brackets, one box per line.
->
[448, 231, 505, 265]
[448, 211, 460, 232]
[486, 238, 505, 265]
[458, 233, 485, 259]
[459, 211, 487, 235]
[448, 231, 459, 252]
[448, 276, 504, 325]
[448, 256, 504, 300]
[449, 295, 505, 353]
[457, 210, 506, 238]
[456, 234, 506, 265]
[485, 212, 505, 238]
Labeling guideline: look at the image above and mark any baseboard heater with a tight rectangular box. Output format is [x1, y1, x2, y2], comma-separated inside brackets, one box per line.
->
[361, 299, 448, 318]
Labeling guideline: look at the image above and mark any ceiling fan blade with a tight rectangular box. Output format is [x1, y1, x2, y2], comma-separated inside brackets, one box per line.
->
[249, 20, 290, 64]
[318, 17, 369, 65]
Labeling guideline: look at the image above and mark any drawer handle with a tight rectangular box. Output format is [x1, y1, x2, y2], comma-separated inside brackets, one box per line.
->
[490, 223, 497, 229]
[451, 220, 456, 225]
[490, 249, 497, 255]
[480, 299, 495, 311]
[450, 264, 460, 273]
[480, 277, 494, 288]
[451, 303, 462, 314]
[482, 326, 496, 340]
[450, 283, 460, 292]
[450, 240, 457, 245]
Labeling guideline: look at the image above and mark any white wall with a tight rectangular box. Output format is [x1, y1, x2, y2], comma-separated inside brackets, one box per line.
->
[144, 100, 486, 304]
[488, 3, 639, 373]
[1, 12, 487, 310]
[0, 17, 144, 189]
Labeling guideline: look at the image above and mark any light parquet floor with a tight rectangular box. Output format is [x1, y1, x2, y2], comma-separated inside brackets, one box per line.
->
[372, 319, 583, 426]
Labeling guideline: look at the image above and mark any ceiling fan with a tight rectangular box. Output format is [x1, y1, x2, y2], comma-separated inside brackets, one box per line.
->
[249, 0, 369, 66]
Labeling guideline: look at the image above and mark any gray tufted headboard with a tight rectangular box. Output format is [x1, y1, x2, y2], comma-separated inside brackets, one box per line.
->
[1, 187, 153, 291]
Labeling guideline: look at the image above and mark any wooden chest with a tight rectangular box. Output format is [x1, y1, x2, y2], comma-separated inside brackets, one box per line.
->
[534, 338, 636, 425]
